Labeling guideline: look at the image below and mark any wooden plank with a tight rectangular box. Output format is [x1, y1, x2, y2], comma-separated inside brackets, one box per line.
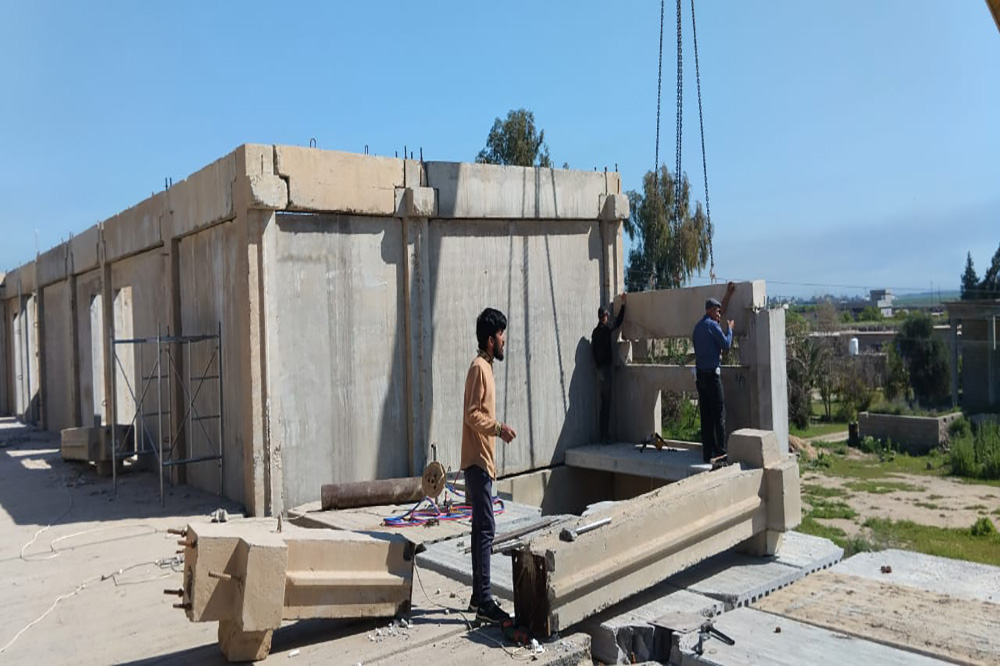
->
[754, 570, 1000, 665]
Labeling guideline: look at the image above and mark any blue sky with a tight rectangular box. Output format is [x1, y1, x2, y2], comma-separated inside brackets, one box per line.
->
[1, 1, 997, 298]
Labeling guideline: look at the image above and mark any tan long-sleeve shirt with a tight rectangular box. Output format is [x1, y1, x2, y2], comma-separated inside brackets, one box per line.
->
[461, 352, 500, 479]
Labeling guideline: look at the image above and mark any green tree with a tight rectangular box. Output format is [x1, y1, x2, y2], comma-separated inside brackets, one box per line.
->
[884, 343, 909, 402]
[623, 166, 712, 291]
[815, 300, 838, 332]
[896, 312, 950, 407]
[858, 306, 883, 322]
[476, 108, 552, 167]
[981, 243, 1000, 298]
[785, 310, 813, 430]
[961, 251, 980, 300]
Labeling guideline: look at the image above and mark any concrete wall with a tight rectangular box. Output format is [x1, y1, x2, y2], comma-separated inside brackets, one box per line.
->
[0, 144, 628, 516]
[263, 213, 410, 510]
[858, 411, 962, 455]
[41, 281, 74, 432]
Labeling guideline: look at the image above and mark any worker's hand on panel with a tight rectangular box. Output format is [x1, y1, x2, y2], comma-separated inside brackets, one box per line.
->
[726, 319, 735, 332]
[500, 423, 517, 443]
[620, 291, 626, 303]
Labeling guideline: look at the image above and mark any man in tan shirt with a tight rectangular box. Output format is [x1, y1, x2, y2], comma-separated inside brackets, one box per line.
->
[462, 307, 516, 625]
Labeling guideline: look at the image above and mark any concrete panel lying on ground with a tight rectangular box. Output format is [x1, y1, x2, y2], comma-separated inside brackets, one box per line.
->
[580, 530, 841, 664]
[619, 281, 765, 340]
[415, 513, 573, 602]
[830, 548, 1000, 603]
[511, 430, 801, 636]
[672, 606, 947, 666]
[175, 520, 414, 661]
[367, 630, 593, 666]
[289, 498, 543, 551]
[754, 568, 1000, 665]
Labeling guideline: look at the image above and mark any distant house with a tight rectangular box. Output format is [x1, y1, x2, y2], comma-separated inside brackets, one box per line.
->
[945, 300, 1000, 412]
[870, 289, 894, 317]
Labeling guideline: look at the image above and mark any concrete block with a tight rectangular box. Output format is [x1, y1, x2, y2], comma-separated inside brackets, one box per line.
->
[765, 457, 801, 532]
[600, 193, 630, 220]
[728, 429, 781, 469]
[242, 174, 288, 210]
[60, 427, 93, 462]
[217, 620, 272, 662]
[70, 225, 101, 274]
[275, 146, 404, 215]
[619, 281, 765, 340]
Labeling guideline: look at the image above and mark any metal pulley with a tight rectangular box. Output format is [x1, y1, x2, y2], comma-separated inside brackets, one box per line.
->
[421, 461, 446, 500]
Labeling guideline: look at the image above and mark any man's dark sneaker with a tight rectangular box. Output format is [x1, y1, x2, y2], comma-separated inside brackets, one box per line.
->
[467, 596, 479, 613]
[476, 598, 511, 626]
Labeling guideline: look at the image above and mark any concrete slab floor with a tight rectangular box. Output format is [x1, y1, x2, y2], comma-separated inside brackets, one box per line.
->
[0, 419, 549, 665]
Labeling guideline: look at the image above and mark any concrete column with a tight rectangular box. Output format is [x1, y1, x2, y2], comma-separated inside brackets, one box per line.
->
[35, 280, 46, 430]
[746, 308, 789, 455]
[100, 227, 115, 430]
[68, 272, 81, 427]
[165, 237, 186, 484]
[951, 321, 960, 408]
[243, 209, 271, 516]
[0, 298, 7, 416]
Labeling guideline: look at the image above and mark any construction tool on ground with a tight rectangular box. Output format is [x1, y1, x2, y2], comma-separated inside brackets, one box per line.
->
[639, 431, 670, 453]
[695, 620, 736, 655]
[559, 517, 612, 542]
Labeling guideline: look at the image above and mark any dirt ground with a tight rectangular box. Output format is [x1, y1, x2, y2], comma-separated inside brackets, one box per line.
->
[0, 418, 580, 665]
[800, 449, 1000, 537]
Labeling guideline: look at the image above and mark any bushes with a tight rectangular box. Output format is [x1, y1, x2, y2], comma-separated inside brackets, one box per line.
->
[948, 421, 1000, 481]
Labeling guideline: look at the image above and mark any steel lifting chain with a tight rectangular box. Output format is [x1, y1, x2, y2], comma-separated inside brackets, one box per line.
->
[654, 0, 665, 173]
[690, 0, 715, 281]
[674, 0, 683, 223]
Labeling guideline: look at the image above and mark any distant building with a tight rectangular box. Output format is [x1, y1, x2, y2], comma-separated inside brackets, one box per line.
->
[870, 289, 894, 317]
[946, 300, 1000, 412]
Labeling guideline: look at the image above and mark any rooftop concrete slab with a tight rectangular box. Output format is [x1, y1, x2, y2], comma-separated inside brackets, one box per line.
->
[673, 606, 948, 666]
[565, 442, 707, 482]
[69, 225, 101, 274]
[755, 569, 1000, 665]
[276, 145, 405, 215]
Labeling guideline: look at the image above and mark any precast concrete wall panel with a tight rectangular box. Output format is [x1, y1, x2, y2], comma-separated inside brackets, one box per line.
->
[75, 269, 103, 426]
[178, 221, 247, 502]
[42, 281, 74, 432]
[425, 219, 602, 477]
[265, 213, 408, 509]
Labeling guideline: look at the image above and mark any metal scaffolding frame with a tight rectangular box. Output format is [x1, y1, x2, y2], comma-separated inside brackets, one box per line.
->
[109, 323, 224, 506]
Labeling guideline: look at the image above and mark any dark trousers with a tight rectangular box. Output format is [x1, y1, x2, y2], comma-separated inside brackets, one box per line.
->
[696, 371, 727, 463]
[465, 464, 495, 604]
[597, 364, 612, 439]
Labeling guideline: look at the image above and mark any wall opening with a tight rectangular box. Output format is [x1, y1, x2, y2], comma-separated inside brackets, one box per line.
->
[90, 293, 106, 427]
[113, 287, 134, 429]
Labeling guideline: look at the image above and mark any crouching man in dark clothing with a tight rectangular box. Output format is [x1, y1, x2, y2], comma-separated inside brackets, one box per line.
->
[591, 292, 626, 442]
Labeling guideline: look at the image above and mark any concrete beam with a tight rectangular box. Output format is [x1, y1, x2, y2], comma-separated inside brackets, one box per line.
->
[426, 161, 619, 219]
[178, 521, 414, 661]
[70, 225, 101, 275]
[36, 243, 68, 287]
[103, 192, 166, 262]
[164, 151, 238, 239]
[620, 281, 766, 341]
[275, 146, 404, 215]
[512, 430, 799, 636]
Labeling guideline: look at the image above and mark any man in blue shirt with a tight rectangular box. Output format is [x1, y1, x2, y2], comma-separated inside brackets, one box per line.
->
[692, 282, 736, 463]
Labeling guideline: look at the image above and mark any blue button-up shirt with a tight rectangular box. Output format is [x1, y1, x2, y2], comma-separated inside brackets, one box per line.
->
[692, 315, 732, 372]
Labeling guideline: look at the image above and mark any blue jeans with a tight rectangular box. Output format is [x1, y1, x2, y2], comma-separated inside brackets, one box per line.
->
[464, 464, 495, 604]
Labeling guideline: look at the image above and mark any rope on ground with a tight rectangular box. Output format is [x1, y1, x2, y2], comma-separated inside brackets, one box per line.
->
[0, 556, 183, 656]
[19, 473, 74, 561]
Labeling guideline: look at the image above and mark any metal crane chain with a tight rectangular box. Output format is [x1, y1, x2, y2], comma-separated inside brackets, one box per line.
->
[674, 0, 683, 222]
[654, 0, 665, 172]
[690, 0, 715, 280]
